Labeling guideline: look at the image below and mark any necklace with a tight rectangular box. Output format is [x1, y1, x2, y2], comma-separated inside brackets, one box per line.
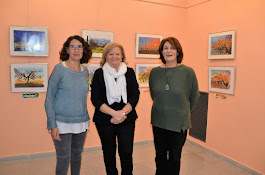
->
[165, 68, 170, 91]
[165, 63, 178, 91]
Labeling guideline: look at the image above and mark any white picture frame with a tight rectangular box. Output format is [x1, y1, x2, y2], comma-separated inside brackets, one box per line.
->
[10, 26, 49, 56]
[208, 30, 235, 59]
[82, 30, 114, 58]
[208, 66, 235, 95]
[135, 33, 163, 58]
[83, 63, 101, 90]
[10, 63, 48, 92]
[135, 63, 161, 87]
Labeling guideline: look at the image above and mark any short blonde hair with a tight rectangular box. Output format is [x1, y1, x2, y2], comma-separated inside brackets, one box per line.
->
[100, 42, 127, 67]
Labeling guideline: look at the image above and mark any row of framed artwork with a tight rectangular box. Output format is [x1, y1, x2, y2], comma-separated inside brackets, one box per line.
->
[10, 25, 236, 94]
[85, 63, 162, 88]
[10, 63, 235, 95]
[10, 25, 163, 58]
[10, 63, 160, 92]
[10, 25, 236, 60]
[91, 64, 235, 95]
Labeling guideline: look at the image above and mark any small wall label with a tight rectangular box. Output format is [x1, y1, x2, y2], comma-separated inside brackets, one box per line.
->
[22, 93, 40, 99]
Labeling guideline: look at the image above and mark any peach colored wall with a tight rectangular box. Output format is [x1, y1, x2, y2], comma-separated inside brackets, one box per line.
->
[0, 0, 185, 156]
[1, 0, 264, 174]
[185, 0, 265, 174]
[138, 0, 187, 7]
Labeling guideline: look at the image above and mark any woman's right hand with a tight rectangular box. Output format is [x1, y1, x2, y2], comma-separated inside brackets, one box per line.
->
[99, 104, 127, 123]
[51, 127, 61, 141]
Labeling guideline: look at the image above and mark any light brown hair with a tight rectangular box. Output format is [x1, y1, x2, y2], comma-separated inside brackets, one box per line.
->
[100, 42, 127, 67]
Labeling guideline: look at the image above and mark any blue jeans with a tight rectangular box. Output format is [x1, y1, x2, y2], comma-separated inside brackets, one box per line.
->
[53, 131, 87, 175]
[96, 123, 135, 175]
[153, 126, 187, 175]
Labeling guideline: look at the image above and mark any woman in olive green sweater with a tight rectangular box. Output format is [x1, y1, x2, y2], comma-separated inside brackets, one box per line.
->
[149, 37, 200, 175]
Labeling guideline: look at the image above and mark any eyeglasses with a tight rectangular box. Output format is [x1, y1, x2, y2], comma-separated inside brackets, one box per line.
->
[68, 45, 84, 50]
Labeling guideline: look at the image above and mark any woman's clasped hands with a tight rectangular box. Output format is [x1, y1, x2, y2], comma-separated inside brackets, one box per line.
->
[110, 110, 127, 124]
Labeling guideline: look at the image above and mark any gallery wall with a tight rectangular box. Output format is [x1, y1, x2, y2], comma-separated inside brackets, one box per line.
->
[185, 0, 265, 174]
[0, 0, 186, 157]
[0, 0, 264, 174]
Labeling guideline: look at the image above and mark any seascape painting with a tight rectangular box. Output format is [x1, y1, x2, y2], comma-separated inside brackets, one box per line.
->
[10, 26, 49, 56]
[13, 30, 45, 52]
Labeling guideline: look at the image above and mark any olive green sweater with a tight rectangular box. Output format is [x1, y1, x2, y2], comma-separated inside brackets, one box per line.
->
[149, 65, 200, 132]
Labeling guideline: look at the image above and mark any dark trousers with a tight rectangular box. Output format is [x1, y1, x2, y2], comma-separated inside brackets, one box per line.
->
[96, 123, 135, 175]
[153, 126, 187, 175]
[53, 131, 87, 175]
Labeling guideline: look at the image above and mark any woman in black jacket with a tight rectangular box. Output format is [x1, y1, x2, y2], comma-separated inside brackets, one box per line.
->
[91, 42, 140, 175]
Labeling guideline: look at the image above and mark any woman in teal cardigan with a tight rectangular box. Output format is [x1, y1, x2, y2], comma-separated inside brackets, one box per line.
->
[149, 37, 200, 175]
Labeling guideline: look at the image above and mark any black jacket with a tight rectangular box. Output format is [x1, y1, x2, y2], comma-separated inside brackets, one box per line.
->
[91, 67, 140, 125]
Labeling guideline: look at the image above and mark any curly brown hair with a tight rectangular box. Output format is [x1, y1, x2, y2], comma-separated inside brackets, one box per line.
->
[59, 35, 92, 64]
[159, 37, 184, 64]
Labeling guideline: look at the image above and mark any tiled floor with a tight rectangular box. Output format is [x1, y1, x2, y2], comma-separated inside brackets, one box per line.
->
[0, 141, 253, 175]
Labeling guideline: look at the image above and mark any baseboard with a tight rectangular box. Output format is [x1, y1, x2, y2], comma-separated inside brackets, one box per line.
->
[186, 139, 262, 175]
[0, 151, 56, 162]
[0, 140, 154, 162]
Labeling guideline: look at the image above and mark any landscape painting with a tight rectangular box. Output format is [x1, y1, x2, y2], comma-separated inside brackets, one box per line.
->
[208, 66, 235, 95]
[208, 30, 235, 59]
[135, 33, 163, 58]
[83, 63, 100, 89]
[10, 26, 49, 56]
[136, 64, 161, 87]
[11, 63, 48, 92]
[82, 30, 114, 57]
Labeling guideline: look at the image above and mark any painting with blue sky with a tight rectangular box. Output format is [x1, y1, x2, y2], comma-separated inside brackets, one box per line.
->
[82, 30, 114, 57]
[13, 30, 45, 52]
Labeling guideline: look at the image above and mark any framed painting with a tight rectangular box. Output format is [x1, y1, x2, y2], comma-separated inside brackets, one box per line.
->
[208, 30, 235, 59]
[83, 63, 101, 89]
[82, 30, 114, 58]
[10, 63, 48, 92]
[208, 66, 235, 95]
[136, 63, 161, 87]
[135, 33, 163, 58]
[10, 26, 49, 56]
